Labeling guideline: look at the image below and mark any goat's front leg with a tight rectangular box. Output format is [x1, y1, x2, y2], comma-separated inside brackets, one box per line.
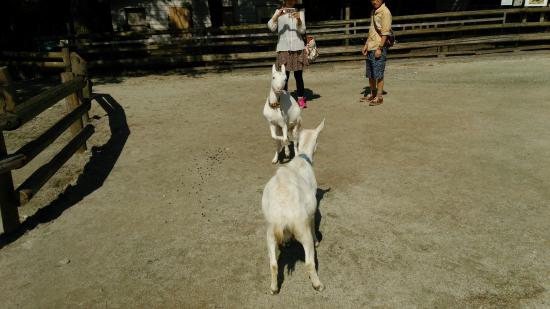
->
[281, 124, 290, 156]
[269, 124, 283, 164]
[272, 139, 282, 164]
[291, 121, 301, 155]
[270, 124, 284, 141]
[270, 125, 283, 164]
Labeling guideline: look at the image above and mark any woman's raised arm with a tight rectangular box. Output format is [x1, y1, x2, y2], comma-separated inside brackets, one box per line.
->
[267, 9, 283, 32]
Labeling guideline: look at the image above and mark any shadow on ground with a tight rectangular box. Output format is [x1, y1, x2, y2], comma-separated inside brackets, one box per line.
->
[290, 88, 321, 102]
[0, 93, 130, 249]
[92, 65, 242, 86]
[275, 187, 330, 291]
[361, 86, 387, 97]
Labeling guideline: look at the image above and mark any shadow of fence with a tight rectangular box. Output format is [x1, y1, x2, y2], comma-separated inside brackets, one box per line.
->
[0, 93, 129, 249]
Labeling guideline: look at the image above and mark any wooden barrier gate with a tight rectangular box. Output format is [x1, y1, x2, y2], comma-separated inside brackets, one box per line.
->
[0, 49, 93, 234]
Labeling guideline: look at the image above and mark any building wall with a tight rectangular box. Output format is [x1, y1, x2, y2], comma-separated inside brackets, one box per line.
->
[234, 0, 280, 24]
[111, 0, 212, 31]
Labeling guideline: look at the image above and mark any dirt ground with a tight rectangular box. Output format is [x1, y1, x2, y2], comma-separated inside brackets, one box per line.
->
[1, 52, 549, 308]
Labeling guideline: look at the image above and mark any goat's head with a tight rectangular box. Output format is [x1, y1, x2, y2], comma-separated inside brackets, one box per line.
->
[298, 119, 325, 158]
[271, 64, 287, 94]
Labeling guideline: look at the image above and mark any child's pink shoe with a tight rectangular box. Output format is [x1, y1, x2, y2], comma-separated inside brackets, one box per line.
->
[298, 97, 307, 109]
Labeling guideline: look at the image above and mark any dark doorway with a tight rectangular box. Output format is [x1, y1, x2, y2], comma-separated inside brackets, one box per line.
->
[208, 0, 223, 27]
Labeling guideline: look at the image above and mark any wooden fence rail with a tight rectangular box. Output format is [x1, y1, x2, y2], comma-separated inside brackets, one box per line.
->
[75, 7, 550, 70]
[2, 8, 550, 71]
[0, 50, 93, 234]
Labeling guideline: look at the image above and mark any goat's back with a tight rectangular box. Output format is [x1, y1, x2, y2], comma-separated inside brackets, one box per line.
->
[261, 160, 317, 242]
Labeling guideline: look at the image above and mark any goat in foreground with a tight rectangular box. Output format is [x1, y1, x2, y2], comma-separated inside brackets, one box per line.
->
[261, 119, 325, 294]
[263, 64, 302, 164]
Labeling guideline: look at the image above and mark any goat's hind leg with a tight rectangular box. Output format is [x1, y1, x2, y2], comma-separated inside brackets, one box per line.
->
[296, 225, 324, 291]
[267, 226, 280, 294]
[311, 217, 319, 247]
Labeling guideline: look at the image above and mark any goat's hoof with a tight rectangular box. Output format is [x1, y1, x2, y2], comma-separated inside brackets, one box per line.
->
[271, 158, 278, 164]
[313, 283, 325, 292]
[270, 288, 279, 295]
[314, 241, 320, 247]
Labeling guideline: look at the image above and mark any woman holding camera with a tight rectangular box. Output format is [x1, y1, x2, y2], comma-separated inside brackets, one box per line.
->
[267, 0, 308, 108]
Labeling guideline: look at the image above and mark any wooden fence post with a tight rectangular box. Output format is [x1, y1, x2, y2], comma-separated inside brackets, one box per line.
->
[70, 52, 91, 125]
[345, 6, 351, 46]
[0, 67, 17, 113]
[0, 67, 20, 233]
[61, 72, 87, 153]
[61, 47, 72, 72]
[0, 133, 20, 234]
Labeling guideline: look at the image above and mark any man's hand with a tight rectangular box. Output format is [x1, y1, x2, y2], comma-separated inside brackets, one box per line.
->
[375, 48, 382, 59]
[362, 44, 368, 56]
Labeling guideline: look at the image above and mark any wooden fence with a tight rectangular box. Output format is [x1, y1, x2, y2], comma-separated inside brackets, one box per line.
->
[70, 7, 550, 70]
[0, 50, 93, 234]
[2, 8, 550, 72]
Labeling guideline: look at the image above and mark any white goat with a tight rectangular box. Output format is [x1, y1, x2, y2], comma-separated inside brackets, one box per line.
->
[261, 119, 325, 294]
[263, 64, 302, 164]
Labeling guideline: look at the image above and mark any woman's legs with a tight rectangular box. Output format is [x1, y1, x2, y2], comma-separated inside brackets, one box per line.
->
[284, 71, 291, 92]
[284, 70, 305, 97]
[284, 70, 307, 108]
[294, 70, 304, 98]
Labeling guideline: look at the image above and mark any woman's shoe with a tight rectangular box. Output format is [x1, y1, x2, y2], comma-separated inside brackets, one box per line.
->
[298, 97, 307, 109]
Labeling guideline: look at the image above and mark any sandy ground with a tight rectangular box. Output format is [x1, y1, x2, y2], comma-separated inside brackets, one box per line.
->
[1, 52, 550, 308]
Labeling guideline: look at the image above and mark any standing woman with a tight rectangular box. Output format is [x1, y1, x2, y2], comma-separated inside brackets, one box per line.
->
[268, 0, 308, 108]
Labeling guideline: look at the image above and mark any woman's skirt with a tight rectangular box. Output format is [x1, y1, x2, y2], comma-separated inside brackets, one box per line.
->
[276, 50, 309, 71]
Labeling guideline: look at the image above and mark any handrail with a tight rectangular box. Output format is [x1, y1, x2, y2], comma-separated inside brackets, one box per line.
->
[0, 76, 85, 131]
[0, 100, 91, 174]
[25, 7, 550, 42]
[17, 125, 95, 205]
[0, 50, 93, 233]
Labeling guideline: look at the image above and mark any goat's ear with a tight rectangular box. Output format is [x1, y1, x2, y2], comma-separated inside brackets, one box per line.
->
[281, 64, 286, 73]
[272, 64, 277, 74]
[316, 118, 325, 134]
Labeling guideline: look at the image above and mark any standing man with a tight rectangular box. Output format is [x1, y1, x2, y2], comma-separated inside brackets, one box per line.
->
[361, 0, 392, 106]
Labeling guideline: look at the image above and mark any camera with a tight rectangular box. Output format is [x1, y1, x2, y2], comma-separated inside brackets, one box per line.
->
[282, 8, 296, 14]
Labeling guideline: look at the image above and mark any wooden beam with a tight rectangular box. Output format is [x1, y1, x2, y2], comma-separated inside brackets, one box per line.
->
[0, 76, 85, 131]
[76, 19, 550, 54]
[0, 50, 63, 59]
[0, 61, 66, 69]
[0, 154, 26, 174]
[70, 53, 88, 77]
[70, 52, 91, 125]
[17, 125, 94, 205]
[62, 47, 71, 72]
[0, 67, 17, 113]
[0, 51, 63, 59]
[61, 72, 86, 153]
[0, 100, 91, 174]
[0, 133, 19, 233]
[80, 80, 92, 125]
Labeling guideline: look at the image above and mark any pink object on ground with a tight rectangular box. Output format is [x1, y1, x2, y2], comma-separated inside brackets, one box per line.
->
[298, 97, 307, 109]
